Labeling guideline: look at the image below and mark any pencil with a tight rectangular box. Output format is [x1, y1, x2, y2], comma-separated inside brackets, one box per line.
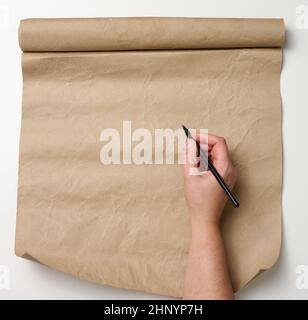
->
[182, 125, 240, 208]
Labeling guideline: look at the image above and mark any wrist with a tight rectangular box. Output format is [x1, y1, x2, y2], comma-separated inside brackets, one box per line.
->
[189, 208, 222, 227]
[189, 219, 222, 247]
[190, 214, 221, 234]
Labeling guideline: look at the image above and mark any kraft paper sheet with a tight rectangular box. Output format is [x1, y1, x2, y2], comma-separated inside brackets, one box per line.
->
[16, 18, 284, 297]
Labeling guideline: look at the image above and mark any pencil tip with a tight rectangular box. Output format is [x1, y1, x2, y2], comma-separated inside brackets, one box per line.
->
[182, 125, 192, 139]
[182, 125, 189, 137]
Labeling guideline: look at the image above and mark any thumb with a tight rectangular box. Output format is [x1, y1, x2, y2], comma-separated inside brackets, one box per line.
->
[183, 139, 200, 178]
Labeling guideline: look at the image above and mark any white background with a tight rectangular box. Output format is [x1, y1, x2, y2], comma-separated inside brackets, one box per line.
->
[0, 0, 308, 300]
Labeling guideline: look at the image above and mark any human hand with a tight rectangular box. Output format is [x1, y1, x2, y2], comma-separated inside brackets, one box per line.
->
[183, 133, 237, 227]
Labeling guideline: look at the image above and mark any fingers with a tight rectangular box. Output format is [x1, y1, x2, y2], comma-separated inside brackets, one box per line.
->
[207, 134, 230, 164]
[183, 132, 210, 178]
[183, 132, 231, 178]
[191, 133, 229, 160]
[188, 132, 211, 154]
[183, 138, 200, 178]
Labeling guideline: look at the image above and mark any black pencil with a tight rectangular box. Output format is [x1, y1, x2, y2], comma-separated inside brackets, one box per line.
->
[182, 125, 240, 208]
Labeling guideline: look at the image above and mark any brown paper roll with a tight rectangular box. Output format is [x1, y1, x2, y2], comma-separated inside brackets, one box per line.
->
[16, 17, 284, 297]
[19, 17, 285, 52]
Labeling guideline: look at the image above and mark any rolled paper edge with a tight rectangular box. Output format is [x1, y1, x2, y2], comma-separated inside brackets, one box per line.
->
[19, 17, 285, 52]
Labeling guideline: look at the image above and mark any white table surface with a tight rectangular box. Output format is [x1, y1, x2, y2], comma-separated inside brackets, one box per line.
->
[1, 0, 308, 300]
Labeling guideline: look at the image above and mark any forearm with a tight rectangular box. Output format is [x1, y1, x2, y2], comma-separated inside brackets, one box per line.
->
[183, 218, 234, 300]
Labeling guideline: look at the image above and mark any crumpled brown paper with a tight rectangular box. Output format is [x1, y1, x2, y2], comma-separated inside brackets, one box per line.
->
[16, 18, 284, 297]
